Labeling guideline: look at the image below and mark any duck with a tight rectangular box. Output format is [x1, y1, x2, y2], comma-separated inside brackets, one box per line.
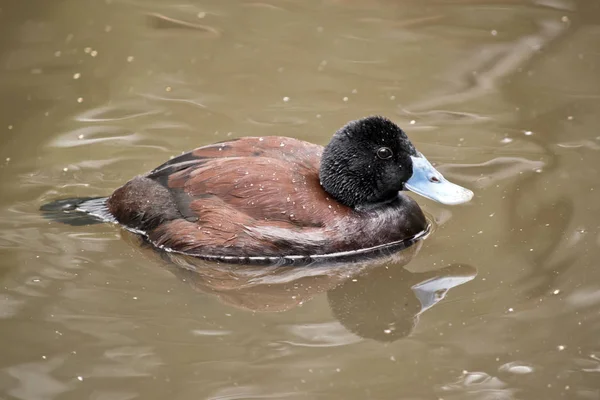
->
[41, 116, 473, 263]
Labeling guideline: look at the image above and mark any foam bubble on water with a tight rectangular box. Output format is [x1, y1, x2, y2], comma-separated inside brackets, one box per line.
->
[499, 361, 534, 375]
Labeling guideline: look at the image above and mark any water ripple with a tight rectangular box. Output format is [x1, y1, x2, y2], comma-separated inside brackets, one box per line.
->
[74, 104, 164, 123]
[282, 322, 362, 348]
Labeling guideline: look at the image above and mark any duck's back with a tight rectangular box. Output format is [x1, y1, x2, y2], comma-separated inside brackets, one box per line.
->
[106, 136, 427, 261]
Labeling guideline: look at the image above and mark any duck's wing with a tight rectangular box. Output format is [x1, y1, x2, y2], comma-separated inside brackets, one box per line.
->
[107, 137, 353, 257]
[147, 136, 322, 178]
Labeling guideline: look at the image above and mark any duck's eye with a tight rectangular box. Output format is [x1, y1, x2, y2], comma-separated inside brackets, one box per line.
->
[377, 147, 393, 160]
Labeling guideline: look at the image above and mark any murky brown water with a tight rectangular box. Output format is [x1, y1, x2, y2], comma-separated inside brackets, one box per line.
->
[1, 0, 600, 398]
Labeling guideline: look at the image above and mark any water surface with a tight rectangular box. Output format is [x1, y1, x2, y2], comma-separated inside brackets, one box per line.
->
[1, 0, 600, 399]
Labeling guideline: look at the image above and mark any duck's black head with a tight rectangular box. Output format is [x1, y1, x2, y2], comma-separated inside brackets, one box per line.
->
[319, 116, 473, 209]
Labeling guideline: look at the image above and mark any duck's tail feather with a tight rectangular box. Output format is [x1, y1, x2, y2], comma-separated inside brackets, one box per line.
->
[40, 196, 115, 226]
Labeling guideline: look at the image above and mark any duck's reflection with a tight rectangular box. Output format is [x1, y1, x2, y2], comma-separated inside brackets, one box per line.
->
[130, 233, 476, 342]
[328, 262, 475, 342]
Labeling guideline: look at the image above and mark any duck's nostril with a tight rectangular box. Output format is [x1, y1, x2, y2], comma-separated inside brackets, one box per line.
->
[430, 176, 440, 183]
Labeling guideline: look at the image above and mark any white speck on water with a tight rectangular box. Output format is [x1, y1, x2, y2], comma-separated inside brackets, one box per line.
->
[567, 115, 573, 120]
[489, 213, 495, 217]
[561, 16, 570, 23]
[390, 95, 396, 101]
[336, 368, 341, 372]
[316, 114, 321, 118]
[6, 157, 10, 163]
[8, 125, 13, 130]
[197, 11, 206, 18]
[132, 296, 138, 300]
[343, 96, 348, 102]
[508, 308, 514, 312]
[557, 345, 566, 351]
[283, 96, 290, 102]
[63, 167, 69, 172]
[77, 97, 83, 103]
[530, 248, 534, 252]
[78, 134, 84, 139]
[104, 25, 112, 32]
[384, 329, 392, 334]
[491, 30, 498, 36]
[90, 50, 98, 57]
[54, 50, 62, 57]
[535, 168, 543, 173]
[501, 137, 513, 144]
[77, 376, 83, 381]
[127, 56, 134, 62]
[73, 73, 81, 79]
[553, 289, 561, 295]
[84, 47, 92, 53]
[390, 355, 396, 361]
[351, 89, 357, 94]
[410, 120, 416, 125]
[524, 130, 533, 136]
[165, 86, 172, 92]
[42, 355, 47, 359]
[32, 279, 40, 283]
